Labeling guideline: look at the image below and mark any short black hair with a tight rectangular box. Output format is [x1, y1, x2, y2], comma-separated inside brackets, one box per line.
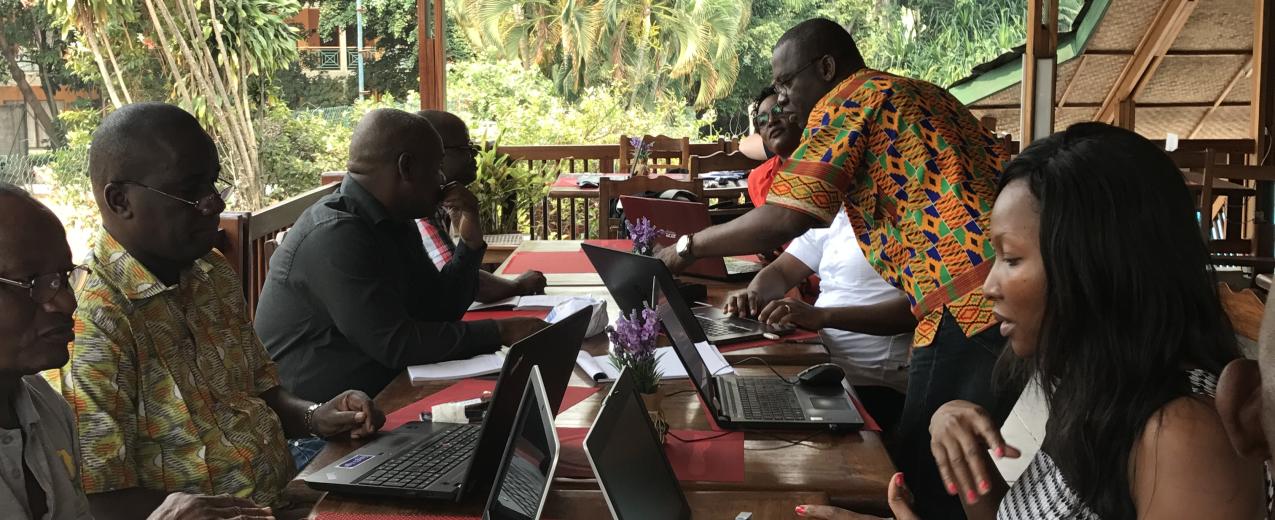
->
[749, 85, 778, 118]
[776, 18, 866, 72]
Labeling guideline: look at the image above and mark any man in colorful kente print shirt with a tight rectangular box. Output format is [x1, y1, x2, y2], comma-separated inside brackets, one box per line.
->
[54, 103, 386, 520]
[657, 19, 1017, 518]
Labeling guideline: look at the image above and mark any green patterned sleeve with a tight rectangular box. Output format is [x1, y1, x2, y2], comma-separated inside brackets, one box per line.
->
[65, 301, 141, 494]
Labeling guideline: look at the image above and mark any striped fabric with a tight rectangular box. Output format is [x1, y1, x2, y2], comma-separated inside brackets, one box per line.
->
[417, 217, 454, 270]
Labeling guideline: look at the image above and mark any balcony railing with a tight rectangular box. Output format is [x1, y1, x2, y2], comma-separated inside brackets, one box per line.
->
[298, 46, 370, 71]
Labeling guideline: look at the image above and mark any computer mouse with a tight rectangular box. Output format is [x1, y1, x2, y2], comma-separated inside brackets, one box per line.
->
[796, 363, 846, 387]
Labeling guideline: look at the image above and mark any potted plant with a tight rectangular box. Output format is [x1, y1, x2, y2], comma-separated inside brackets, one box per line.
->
[469, 135, 561, 234]
[626, 217, 660, 256]
[628, 136, 652, 176]
[607, 304, 669, 442]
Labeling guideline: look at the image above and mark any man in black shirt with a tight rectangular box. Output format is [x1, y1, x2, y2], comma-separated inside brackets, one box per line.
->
[255, 109, 547, 403]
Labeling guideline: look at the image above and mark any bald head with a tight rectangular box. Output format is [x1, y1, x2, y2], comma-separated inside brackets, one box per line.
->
[89, 102, 216, 191]
[416, 110, 478, 186]
[348, 109, 443, 177]
[0, 184, 63, 254]
[0, 183, 76, 377]
[417, 110, 468, 144]
[345, 109, 445, 219]
[775, 18, 865, 68]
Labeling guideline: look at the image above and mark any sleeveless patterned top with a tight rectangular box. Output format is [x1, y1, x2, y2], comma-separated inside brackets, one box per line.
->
[997, 369, 1273, 519]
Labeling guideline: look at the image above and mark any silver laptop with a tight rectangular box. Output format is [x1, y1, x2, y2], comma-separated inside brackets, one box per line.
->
[658, 304, 863, 431]
[584, 366, 692, 520]
[482, 366, 559, 520]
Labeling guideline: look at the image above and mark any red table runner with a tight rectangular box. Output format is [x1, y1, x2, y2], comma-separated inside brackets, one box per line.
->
[383, 379, 600, 431]
[554, 426, 745, 483]
[715, 329, 820, 353]
[500, 251, 596, 275]
[460, 309, 551, 322]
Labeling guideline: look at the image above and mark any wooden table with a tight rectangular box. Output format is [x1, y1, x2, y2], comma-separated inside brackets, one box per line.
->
[304, 366, 895, 517]
[313, 489, 828, 517]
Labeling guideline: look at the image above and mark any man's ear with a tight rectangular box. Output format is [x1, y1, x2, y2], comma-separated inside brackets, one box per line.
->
[817, 54, 838, 82]
[397, 152, 413, 184]
[102, 183, 133, 219]
[1217, 358, 1271, 461]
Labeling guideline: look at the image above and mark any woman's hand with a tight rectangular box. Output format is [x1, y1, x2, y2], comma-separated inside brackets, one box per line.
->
[793, 472, 918, 519]
[929, 400, 1019, 506]
[725, 288, 768, 318]
[758, 297, 827, 330]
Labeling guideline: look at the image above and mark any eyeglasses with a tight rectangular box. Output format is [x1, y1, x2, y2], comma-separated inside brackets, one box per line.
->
[773, 56, 826, 93]
[113, 179, 234, 216]
[445, 142, 481, 158]
[0, 266, 91, 304]
[753, 104, 785, 128]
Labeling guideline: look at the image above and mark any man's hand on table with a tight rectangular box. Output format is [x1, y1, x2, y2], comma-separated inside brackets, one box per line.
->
[758, 297, 827, 331]
[513, 271, 547, 295]
[497, 317, 550, 346]
[147, 492, 273, 520]
[725, 288, 769, 319]
[312, 390, 386, 440]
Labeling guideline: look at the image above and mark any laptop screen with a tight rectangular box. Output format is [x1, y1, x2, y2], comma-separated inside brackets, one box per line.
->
[580, 244, 708, 343]
[585, 368, 692, 520]
[484, 367, 557, 520]
[656, 301, 715, 405]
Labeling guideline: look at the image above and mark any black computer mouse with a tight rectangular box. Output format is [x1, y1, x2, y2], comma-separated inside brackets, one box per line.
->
[796, 363, 846, 387]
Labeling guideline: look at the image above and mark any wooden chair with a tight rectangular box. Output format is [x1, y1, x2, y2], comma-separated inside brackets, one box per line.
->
[619, 135, 691, 174]
[597, 175, 703, 239]
[688, 151, 764, 176]
[1198, 154, 1275, 257]
[1218, 283, 1265, 344]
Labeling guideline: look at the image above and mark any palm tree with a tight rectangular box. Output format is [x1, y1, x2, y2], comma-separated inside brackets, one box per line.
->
[454, 0, 751, 108]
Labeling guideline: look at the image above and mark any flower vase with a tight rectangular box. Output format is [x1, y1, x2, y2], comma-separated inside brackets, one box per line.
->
[640, 386, 670, 444]
[632, 242, 653, 256]
[632, 161, 649, 176]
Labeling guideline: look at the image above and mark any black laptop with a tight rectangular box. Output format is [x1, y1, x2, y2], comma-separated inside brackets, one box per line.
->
[302, 307, 591, 500]
[658, 304, 863, 431]
[482, 366, 559, 520]
[584, 366, 692, 520]
[581, 243, 790, 344]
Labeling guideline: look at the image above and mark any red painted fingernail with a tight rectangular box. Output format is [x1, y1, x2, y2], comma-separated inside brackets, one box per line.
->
[966, 490, 978, 504]
[979, 480, 991, 493]
[946, 482, 958, 495]
[795, 505, 807, 516]
[893, 473, 904, 486]
[994, 446, 1005, 458]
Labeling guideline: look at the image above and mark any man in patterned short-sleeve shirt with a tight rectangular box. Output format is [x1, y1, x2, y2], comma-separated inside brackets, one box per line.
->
[54, 103, 386, 520]
[656, 19, 1017, 518]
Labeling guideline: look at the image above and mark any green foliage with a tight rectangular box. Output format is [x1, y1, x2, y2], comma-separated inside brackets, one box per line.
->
[264, 56, 358, 109]
[256, 104, 352, 204]
[45, 108, 99, 230]
[446, 59, 712, 145]
[469, 136, 560, 233]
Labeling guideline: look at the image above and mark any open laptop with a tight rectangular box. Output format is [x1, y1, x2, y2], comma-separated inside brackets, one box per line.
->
[581, 242, 790, 345]
[482, 366, 559, 520]
[584, 366, 692, 520]
[303, 307, 591, 500]
[620, 195, 764, 281]
[658, 304, 863, 431]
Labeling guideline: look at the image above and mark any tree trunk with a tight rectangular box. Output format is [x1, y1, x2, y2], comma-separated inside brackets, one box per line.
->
[0, 31, 64, 149]
[75, 6, 123, 109]
[33, 28, 61, 124]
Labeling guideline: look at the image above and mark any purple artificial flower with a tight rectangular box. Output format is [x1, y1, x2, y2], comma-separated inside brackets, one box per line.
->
[627, 217, 660, 252]
[607, 305, 660, 360]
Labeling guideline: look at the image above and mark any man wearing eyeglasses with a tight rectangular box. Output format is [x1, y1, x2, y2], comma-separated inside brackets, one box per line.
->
[415, 110, 547, 302]
[656, 19, 1011, 519]
[55, 103, 384, 520]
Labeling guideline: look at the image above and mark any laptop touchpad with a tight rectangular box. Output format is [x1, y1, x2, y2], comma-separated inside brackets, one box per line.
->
[809, 396, 849, 410]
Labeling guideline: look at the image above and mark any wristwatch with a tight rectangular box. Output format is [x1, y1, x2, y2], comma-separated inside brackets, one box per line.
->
[304, 402, 323, 438]
[675, 234, 695, 259]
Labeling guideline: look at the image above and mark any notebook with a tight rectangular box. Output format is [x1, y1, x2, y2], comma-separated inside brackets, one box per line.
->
[574, 343, 732, 383]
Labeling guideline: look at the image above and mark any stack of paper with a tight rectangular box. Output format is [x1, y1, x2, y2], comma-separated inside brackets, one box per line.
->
[468, 294, 584, 311]
[575, 342, 733, 383]
[407, 347, 509, 382]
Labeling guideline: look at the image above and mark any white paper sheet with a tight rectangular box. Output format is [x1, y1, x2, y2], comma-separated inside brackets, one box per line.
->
[408, 348, 508, 382]
[575, 342, 733, 383]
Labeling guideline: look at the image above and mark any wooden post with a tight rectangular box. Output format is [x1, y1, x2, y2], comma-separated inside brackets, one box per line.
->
[1021, 0, 1059, 143]
[1253, 0, 1274, 254]
[1116, 96, 1137, 131]
[416, 0, 446, 110]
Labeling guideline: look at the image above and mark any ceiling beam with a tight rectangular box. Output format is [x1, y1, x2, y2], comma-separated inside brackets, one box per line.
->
[1094, 0, 1199, 123]
[1021, 0, 1060, 143]
[974, 101, 1251, 110]
[1083, 49, 1252, 57]
[1057, 54, 1086, 107]
[1188, 57, 1253, 139]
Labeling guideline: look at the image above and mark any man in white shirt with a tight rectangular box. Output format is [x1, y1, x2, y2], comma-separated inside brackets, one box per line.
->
[725, 209, 914, 431]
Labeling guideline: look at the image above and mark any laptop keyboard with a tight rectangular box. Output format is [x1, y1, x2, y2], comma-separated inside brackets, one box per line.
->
[497, 458, 545, 515]
[698, 317, 753, 337]
[736, 378, 806, 422]
[355, 424, 481, 490]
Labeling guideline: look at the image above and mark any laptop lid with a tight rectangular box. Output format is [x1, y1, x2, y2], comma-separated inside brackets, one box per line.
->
[656, 304, 720, 417]
[580, 243, 708, 343]
[619, 196, 729, 279]
[464, 307, 591, 496]
[583, 367, 692, 520]
[482, 366, 559, 520]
